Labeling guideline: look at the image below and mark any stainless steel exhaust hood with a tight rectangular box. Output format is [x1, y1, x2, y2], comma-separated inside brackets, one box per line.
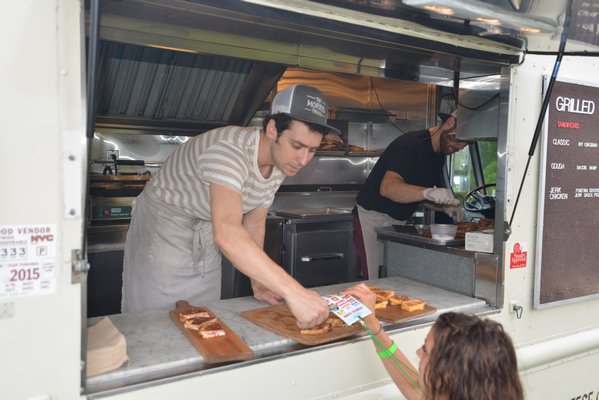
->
[94, 41, 286, 135]
[91, 0, 528, 135]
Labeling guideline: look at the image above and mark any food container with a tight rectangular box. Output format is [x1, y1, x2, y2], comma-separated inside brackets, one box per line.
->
[430, 224, 458, 241]
[414, 224, 429, 235]
[392, 224, 429, 236]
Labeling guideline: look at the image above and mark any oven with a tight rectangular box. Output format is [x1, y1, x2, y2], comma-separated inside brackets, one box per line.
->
[278, 210, 359, 288]
[221, 208, 361, 298]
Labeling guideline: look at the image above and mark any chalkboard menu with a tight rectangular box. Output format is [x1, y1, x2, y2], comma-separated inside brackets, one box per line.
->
[535, 77, 599, 308]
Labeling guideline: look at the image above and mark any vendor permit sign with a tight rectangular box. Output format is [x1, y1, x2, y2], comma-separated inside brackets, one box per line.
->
[322, 294, 372, 325]
[0, 224, 57, 299]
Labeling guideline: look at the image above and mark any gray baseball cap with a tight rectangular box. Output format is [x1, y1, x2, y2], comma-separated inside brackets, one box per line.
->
[271, 84, 341, 134]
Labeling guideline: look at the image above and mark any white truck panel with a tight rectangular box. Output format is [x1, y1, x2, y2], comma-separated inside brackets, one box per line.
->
[2, 1, 599, 399]
[0, 0, 86, 399]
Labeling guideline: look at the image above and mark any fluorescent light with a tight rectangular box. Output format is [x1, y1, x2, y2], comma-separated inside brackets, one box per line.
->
[435, 74, 502, 90]
[423, 5, 454, 15]
[402, 0, 557, 33]
[476, 17, 501, 25]
[521, 27, 541, 33]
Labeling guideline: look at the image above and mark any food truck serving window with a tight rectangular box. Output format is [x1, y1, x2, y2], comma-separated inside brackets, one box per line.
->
[534, 76, 599, 308]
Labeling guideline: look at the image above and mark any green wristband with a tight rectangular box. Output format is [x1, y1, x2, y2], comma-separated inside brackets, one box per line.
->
[378, 341, 397, 359]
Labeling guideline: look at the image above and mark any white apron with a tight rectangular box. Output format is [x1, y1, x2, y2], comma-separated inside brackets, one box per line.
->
[357, 204, 405, 280]
[121, 186, 221, 313]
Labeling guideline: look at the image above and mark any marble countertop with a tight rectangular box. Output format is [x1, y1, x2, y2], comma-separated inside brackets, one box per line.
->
[86, 276, 488, 394]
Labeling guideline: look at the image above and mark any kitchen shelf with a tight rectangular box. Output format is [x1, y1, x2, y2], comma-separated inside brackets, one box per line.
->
[315, 150, 382, 156]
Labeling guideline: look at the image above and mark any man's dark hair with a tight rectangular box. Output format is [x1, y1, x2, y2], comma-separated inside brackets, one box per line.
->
[262, 113, 329, 137]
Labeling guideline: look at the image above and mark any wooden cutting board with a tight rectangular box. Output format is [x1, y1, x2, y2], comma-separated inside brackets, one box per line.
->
[375, 304, 437, 323]
[242, 303, 364, 346]
[170, 301, 253, 363]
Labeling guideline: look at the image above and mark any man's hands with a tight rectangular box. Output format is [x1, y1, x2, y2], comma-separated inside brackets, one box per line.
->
[423, 187, 459, 205]
[251, 279, 282, 305]
[253, 278, 328, 329]
[285, 287, 330, 329]
[442, 205, 465, 221]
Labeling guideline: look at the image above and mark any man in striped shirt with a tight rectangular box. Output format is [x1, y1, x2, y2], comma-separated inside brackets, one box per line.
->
[122, 85, 339, 329]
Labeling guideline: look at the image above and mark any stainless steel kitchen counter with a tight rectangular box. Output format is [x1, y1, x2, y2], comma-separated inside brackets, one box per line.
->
[377, 226, 500, 306]
[86, 277, 489, 395]
[376, 226, 473, 257]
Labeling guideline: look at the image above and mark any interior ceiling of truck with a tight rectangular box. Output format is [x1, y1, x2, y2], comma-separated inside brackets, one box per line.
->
[91, 0, 596, 136]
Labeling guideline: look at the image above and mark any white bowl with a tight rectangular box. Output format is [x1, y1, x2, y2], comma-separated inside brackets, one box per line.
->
[430, 224, 458, 241]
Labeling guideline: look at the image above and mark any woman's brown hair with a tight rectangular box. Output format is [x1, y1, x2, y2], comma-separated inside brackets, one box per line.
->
[423, 312, 524, 400]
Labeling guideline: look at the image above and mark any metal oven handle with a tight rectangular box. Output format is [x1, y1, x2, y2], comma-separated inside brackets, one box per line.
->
[301, 253, 344, 262]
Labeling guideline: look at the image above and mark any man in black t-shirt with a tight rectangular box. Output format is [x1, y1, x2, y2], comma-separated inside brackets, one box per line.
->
[355, 114, 470, 279]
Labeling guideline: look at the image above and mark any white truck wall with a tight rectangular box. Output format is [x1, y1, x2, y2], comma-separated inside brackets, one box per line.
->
[500, 54, 599, 398]
[0, 0, 86, 399]
[2, 1, 599, 398]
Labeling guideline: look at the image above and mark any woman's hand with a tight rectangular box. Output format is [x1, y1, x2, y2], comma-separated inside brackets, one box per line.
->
[340, 283, 380, 331]
[341, 283, 376, 311]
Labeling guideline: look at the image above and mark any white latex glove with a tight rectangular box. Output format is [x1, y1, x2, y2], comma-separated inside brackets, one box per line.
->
[423, 187, 459, 206]
[443, 205, 465, 222]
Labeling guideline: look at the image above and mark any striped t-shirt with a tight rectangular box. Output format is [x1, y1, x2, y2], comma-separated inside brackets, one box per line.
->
[150, 126, 285, 220]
